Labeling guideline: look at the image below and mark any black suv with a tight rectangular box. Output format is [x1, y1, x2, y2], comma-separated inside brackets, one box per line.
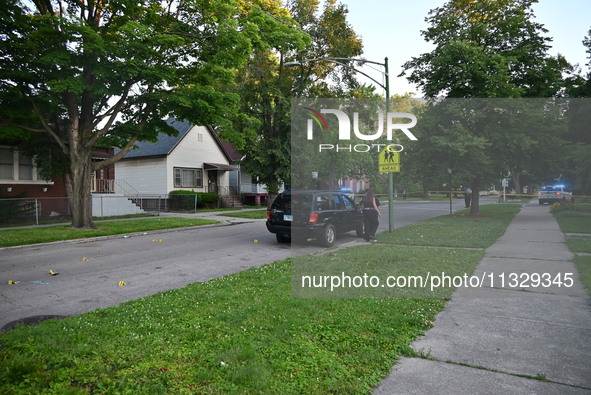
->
[266, 190, 364, 247]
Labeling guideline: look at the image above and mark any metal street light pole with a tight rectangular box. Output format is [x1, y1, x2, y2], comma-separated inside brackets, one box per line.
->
[447, 168, 453, 215]
[384, 57, 394, 233]
[286, 56, 395, 232]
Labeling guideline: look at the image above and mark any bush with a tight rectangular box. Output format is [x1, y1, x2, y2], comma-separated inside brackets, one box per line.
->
[0, 192, 32, 224]
[168, 190, 219, 210]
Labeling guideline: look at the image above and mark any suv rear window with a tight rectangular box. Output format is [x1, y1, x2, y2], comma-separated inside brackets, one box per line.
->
[271, 194, 290, 211]
[314, 194, 334, 211]
[292, 193, 313, 210]
[274, 192, 315, 211]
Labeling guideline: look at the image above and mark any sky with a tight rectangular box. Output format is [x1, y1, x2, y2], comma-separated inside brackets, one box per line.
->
[338, 0, 591, 96]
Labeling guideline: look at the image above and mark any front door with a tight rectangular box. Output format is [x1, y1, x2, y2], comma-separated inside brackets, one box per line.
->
[208, 171, 218, 194]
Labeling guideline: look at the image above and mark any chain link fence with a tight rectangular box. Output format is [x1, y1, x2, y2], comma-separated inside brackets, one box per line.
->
[0, 195, 171, 227]
[0, 197, 72, 226]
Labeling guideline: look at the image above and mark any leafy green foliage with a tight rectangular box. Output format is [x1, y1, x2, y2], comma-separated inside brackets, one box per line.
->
[400, 0, 572, 214]
[225, 0, 366, 193]
[0, 192, 30, 224]
[0, 0, 304, 227]
[168, 190, 219, 210]
[402, 0, 568, 99]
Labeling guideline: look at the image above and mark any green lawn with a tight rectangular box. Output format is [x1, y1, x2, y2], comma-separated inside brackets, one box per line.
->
[378, 204, 522, 248]
[0, 217, 218, 248]
[566, 236, 591, 254]
[0, 205, 520, 393]
[552, 203, 591, 234]
[574, 256, 591, 296]
[552, 202, 591, 294]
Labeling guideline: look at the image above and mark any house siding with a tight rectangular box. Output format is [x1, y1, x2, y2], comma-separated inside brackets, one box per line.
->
[115, 157, 167, 194]
[166, 125, 229, 193]
[115, 124, 234, 195]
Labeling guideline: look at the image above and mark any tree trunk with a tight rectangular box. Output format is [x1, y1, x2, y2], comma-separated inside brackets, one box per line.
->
[325, 155, 338, 189]
[70, 150, 95, 229]
[512, 170, 521, 196]
[469, 177, 480, 216]
[422, 182, 429, 199]
[266, 180, 279, 209]
[64, 172, 74, 215]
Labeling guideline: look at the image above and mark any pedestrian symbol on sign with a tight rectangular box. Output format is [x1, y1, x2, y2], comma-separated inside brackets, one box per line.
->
[384, 149, 397, 163]
[379, 145, 400, 173]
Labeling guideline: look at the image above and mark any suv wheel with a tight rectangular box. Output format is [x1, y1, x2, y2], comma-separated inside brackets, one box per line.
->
[321, 224, 336, 247]
[276, 233, 290, 243]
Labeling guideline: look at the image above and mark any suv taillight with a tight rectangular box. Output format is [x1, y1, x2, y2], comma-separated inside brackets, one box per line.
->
[308, 213, 319, 224]
[267, 210, 271, 221]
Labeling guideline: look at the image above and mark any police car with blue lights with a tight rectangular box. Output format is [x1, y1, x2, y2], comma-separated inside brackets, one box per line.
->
[538, 184, 574, 205]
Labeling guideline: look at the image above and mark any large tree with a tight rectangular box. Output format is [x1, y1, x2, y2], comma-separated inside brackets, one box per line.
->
[401, 0, 569, 214]
[564, 27, 591, 195]
[225, 0, 364, 195]
[0, 0, 300, 228]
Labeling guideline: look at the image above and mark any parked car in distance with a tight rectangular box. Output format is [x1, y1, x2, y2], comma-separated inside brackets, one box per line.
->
[266, 190, 364, 247]
[538, 185, 574, 205]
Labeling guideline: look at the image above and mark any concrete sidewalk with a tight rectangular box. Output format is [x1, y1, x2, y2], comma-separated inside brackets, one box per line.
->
[375, 204, 591, 394]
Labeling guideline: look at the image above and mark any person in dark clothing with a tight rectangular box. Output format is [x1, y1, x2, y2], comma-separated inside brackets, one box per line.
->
[361, 189, 381, 241]
[464, 186, 472, 208]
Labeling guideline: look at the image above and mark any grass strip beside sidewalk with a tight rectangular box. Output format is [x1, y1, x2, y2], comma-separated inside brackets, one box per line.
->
[0, 205, 520, 394]
[0, 217, 219, 248]
[552, 203, 591, 295]
[378, 204, 521, 248]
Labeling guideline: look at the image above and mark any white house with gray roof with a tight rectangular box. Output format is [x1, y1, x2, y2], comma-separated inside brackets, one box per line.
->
[115, 119, 238, 199]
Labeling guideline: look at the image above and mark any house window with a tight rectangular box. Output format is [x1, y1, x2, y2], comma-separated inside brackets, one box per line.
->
[18, 152, 33, 180]
[174, 167, 203, 188]
[0, 147, 13, 180]
[0, 147, 37, 181]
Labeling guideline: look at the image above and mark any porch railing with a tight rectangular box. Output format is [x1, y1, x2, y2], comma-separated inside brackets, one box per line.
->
[91, 178, 115, 193]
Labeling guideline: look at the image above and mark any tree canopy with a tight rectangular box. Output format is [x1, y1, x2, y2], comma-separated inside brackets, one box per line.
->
[402, 0, 568, 99]
[225, 0, 366, 195]
[0, 0, 305, 227]
[400, 0, 571, 213]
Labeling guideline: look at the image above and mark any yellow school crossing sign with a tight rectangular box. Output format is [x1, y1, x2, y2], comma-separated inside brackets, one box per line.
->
[379, 146, 400, 173]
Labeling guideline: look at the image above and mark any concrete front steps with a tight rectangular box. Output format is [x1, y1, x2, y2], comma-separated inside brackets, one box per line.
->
[220, 195, 243, 208]
[92, 194, 146, 217]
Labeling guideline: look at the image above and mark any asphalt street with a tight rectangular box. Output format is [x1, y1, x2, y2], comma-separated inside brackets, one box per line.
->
[0, 197, 492, 330]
